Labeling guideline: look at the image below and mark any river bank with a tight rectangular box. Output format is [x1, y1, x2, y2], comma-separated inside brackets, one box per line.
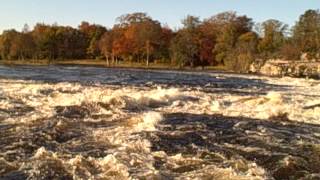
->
[2, 59, 320, 80]
[0, 59, 227, 72]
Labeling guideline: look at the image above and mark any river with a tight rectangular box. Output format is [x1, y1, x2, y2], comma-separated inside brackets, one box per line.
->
[0, 65, 320, 179]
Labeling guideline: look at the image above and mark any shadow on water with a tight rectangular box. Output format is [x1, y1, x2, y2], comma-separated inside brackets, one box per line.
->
[144, 113, 320, 179]
[0, 65, 291, 96]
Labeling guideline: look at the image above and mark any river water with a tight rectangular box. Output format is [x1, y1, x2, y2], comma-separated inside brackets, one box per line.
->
[0, 65, 320, 179]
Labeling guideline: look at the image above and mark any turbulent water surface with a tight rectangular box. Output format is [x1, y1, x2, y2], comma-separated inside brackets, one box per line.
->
[0, 65, 320, 180]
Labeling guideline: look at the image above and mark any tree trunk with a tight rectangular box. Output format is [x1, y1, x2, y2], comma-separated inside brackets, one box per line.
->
[146, 41, 150, 67]
[112, 53, 115, 65]
[106, 55, 109, 66]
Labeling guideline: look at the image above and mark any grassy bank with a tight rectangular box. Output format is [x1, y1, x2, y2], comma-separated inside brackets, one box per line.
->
[0, 59, 227, 72]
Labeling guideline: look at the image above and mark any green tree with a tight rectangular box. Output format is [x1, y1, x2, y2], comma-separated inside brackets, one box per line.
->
[210, 12, 253, 65]
[32, 24, 58, 60]
[293, 9, 320, 59]
[139, 17, 162, 66]
[0, 34, 1, 60]
[258, 19, 288, 59]
[11, 32, 35, 60]
[79, 22, 107, 59]
[0, 30, 19, 60]
[225, 32, 258, 72]
[154, 26, 173, 63]
[55, 26, 87, 59]
[170, 15, 201, 68]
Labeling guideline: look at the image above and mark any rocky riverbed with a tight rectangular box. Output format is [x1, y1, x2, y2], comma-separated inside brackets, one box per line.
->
[251, 60, 320, 79]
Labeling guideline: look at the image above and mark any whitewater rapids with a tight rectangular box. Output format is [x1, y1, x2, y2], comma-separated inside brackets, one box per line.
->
[0, 66, 320, 179]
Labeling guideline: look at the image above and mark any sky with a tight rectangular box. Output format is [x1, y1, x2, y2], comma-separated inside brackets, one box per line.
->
[0, 0, 319, 33]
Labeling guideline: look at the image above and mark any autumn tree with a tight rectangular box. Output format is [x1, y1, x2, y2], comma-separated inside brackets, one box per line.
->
[141, 19, 162, 66]
[110, 25, 130, 62]
[198, 20, 219, 66]
[2, 10, 320, 68]
[115, 13, 163, 66]
[99, 31, 114, 65]
[279, 39, 300, 60]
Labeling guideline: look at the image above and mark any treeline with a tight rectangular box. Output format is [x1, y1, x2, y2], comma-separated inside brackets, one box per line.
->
[0, 10, 320, 71]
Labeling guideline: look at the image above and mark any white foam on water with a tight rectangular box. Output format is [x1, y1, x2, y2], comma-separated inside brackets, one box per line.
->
[135, 112, 163, 131]
[0, 72, 320, 179]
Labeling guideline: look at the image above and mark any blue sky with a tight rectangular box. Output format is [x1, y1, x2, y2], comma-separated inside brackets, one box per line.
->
[0, 0, 319, 33]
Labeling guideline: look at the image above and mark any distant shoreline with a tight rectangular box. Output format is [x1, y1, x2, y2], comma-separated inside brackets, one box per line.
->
[1, 60, 319, 80]
[0, 60, 228, 72]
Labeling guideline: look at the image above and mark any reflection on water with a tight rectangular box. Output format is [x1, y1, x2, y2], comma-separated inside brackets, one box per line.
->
[0, 65, 320, 179]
